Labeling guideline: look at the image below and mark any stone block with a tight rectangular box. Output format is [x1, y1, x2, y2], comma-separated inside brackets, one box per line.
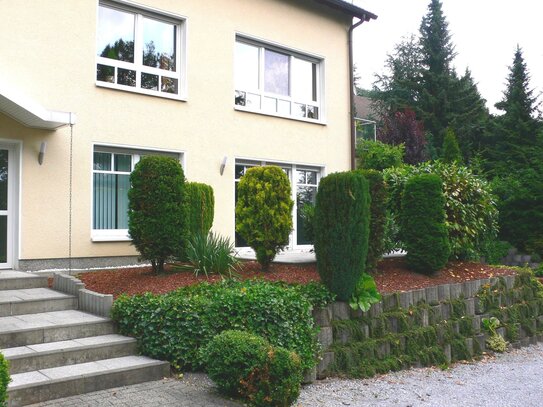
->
[496, 327, 506, 338]
[376, 341, 391, 358]
[318, 326, 334, 348]
[425, 286, 439, 305]
[430, 305, 444, 325]
[418, 308, 429, 327]
[387, 316, 400, 333]
[479, 278, 491, 288]
[462, 280, 481, 298]
[331, 302, 351, 321]
[508, 248, 518, 256]
[465, 338, 474, 357]
[520, 338, 531, 347]
[503, 275, 516, 290]
[412, 288, 426, 304]
[465, 298, 476, 316]
[441, 303, 451, 320]
[438, 284, 451, 302]
[472, 315, 482, 332]
[317, 352, 335, 379]
[449, 283, 463, 299]
[382, 294, 399, 311]
[442, 343, 451, 363]
[349, 307, 368, 319]
[302, 366, 317, 384]
[536, 315, 543, 329]
[474, 334, 486, 353]
[399, 291, 414, 309]
[312, 306, 332, 327]
[474, 298, 486, 315]
[369, 302, 383, 318]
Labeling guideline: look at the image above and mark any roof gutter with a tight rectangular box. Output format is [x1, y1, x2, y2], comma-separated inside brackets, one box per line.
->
[349, 19, 364, 170]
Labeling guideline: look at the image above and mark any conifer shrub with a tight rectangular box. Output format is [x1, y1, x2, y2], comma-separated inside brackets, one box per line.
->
[442, 128, 462, 163]
[357, 169, 386, 272]
[202, 330, 302, 407]
[314, 171, 370, 300]
[356, 140, 404, 171]
[400, 173, 450, 274]
[185, 182, 214, 236]
[0, 352, 9, 406]
[236, 166, 293, 271]
[128, 156, 188, 274]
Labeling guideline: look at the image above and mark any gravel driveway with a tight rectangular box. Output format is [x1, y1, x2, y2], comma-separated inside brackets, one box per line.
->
[30, 343, 543, 406]
[298, 343, 543, 407]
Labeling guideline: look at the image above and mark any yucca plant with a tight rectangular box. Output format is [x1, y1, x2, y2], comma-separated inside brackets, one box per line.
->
[182, 232, 240, 278]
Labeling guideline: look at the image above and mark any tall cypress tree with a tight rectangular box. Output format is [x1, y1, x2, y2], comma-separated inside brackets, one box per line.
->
[418, 0, 456, 152]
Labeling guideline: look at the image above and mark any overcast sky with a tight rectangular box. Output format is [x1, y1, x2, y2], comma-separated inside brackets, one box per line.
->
[352, 0, 543, 113]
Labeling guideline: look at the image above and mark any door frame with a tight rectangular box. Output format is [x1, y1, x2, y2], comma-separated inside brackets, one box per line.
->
[0, 139, 21, 269]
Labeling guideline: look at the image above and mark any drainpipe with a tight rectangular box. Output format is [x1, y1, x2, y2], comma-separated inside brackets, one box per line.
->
[348, 19, 364, 170]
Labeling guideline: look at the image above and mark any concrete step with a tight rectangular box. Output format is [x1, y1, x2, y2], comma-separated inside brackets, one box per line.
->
[0, 288, 78, 317]
[0, 310, 115, 348]
[3, 334, 138, 374]
[0, 271, 48, 290]
[7, 356, 170, 406]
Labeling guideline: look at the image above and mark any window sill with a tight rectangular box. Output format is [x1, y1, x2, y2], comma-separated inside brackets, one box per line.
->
[234, 106, 326, 125]
[96, 81, 187, 102]
[92, 232, 131, 242]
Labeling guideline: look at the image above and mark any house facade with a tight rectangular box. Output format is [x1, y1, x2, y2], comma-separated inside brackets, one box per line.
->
[0, 0, 375, 270]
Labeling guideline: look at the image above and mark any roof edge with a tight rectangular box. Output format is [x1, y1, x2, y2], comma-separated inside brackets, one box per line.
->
[312, 0, 377, 21]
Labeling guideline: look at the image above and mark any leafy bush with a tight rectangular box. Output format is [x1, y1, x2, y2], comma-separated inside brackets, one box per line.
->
[349, 273, 381, 311]
[314, 171, 370, 301]
[0, 352, 9, 406]
[356, 140, 404, 171]
[401, 173, 450, 274]
[236, 166, 294, 271]
[442, 128, 462, 163]
[185, 182, 214, 236]
[112, 279, 328, 371]
[479, 239, 511, 265]
[182, 232, 239, 277]
[202, 330, 302, 407]
[384, 161, 499, 259]
[128, 156, 187, 274]
[482, 317, 507, 353]
[357, 169, 386, 271]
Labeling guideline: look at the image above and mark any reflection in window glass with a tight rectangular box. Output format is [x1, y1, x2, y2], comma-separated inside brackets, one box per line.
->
[293, 103, 306, 118]
[97, 6, 135, 62]
[117, 68, 136, 87]
[307, 106, 319, 120]
[264, 49, 289, 96]
[292, 58, 316, 102]
[0, 150, 8, 212]
[161, 77, 178, 94]
[141, 73, 158, 90]
[235, 42, 259, 91]
[97, 64, 115, 83]
[143, 17, 176, 71]
[114, 154, 132, 172]
[235, 91, 246, 106]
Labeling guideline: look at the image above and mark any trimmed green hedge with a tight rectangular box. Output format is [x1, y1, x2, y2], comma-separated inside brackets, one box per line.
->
[0, 352, 9, 406]
[111, 280, 334, 372]
[401, 173, 450, 274]
[314, 171, 370, 301]
[185, 182, 214, 236]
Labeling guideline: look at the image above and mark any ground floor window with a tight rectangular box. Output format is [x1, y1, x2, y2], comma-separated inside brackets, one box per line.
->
[92, 145, 182, 241]
[234, 159, 321, 249]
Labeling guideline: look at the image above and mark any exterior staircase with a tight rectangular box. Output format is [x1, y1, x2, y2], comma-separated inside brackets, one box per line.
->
[0, 270, 170, 406]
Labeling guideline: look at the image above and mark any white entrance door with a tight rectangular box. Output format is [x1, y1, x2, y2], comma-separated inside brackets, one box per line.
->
[0, 144, 18, 269]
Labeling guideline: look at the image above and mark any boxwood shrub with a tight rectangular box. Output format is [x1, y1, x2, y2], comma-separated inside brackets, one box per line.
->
[111, 279, 334, 371]
[0, 352, 9, 406]
[202, 330, 302, 406]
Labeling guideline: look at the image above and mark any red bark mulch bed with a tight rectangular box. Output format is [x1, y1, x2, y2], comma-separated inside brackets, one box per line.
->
[78, 257, 516, 299]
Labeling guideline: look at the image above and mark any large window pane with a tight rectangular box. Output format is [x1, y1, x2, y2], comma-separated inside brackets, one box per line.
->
[93, 173, 130, 230]
[235, 42, 260, 91]
[264, 49, 289, 96]
[142, 17, 176, 71]
[93, 152, 111, 171]
[0, 216, 6, 263]
[296, 186, 317, 245]
[0, 150, 8, 211]
[292, 58, 316, 102]
[97, 6, 135, 62]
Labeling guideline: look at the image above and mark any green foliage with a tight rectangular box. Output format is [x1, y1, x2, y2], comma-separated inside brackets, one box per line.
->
[0, 353, 9, 406]
[203, 330, 302, 407]
[111, 279, 325, 371]
[236, 166, 294, 271]
[442, 128, 462, 163]
[128, 156, 187, 274]
[357, 170, 387, 271]
[401, 173, 450, 274]
[479, 239, 511, 265]
[299, 203, 315, 243]
[356, 140, 404, 171]
[481, 316, 500, 336]
[349, 273, 381, 312]
[185, 182, 214, 236]
[384, 161, 499, 259]
[181, 232, 240, 278]
[486, 334, 507, 353]
[314, 171, 370, 301]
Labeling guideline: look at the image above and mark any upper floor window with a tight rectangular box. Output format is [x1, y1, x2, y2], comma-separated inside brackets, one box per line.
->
[234, 36, 324, 122]
[96, 1, 186, 99]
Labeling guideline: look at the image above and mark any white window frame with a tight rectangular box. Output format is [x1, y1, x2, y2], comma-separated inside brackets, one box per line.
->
[91, 144, 184, 242]
[95, 0, 187, 101]
[233, 158, 324, 252]
[234, 34, 326, 124]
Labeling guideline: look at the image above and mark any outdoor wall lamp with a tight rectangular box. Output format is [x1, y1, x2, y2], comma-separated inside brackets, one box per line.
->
[38, 141, 47, 165]
[220, 156, 228, 175]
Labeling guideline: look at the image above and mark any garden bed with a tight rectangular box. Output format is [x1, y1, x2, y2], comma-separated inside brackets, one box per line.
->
[78, 258, 516, 299]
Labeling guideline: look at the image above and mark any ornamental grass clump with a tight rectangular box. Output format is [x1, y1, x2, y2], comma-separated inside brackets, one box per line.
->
[236, 166, 294, 271]
[314, 171, 370, 301]
[202, 330, 303, 407]
[128, 156, 188, 274]
[183, 232, 239, 277]
[400, 173, 450, 274]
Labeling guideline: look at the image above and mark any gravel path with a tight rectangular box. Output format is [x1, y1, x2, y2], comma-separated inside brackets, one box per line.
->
[298, 343, 543, 407]
[30, 343, 543, 406]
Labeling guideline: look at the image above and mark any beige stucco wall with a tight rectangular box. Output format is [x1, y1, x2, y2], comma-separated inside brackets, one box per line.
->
[0, 0, 353, 262]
